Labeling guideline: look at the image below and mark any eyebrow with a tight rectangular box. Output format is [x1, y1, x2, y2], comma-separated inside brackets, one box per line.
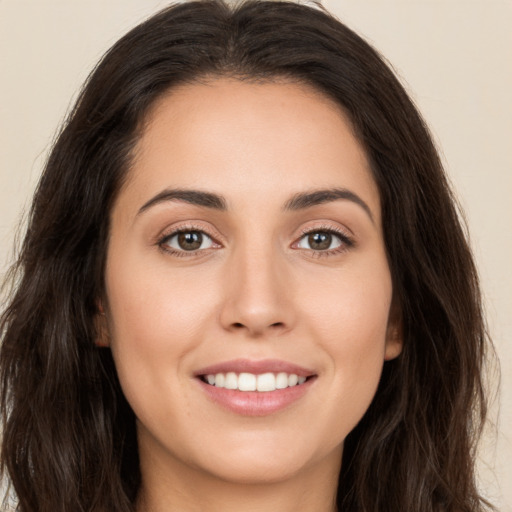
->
[137, 186, 374, 222]
[283, 188, 374, 223]
[138, 188, 227, 215]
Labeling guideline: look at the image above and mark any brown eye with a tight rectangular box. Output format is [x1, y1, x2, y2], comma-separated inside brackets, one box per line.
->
[297, 230, 343, 251]
[308, 232, 332, 250]
[178, 232, 203, 250]
[164, 230, 213, 252]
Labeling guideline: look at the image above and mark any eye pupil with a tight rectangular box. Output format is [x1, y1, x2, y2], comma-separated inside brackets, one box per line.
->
[178, 231, 203, 251]
[308, 232, 332, 250]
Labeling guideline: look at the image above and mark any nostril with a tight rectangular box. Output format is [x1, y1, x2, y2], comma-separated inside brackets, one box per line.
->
[230, 321, 285, 331]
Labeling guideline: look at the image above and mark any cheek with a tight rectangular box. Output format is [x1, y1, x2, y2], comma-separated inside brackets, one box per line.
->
[298, 262, 392, 431]
[104, 253, 219, 403]
[300, 259, 392, 349]
[106, 251, 216, 342]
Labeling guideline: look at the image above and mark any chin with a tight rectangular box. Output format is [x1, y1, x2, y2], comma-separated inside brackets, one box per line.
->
[200, 452, 314, 485]
[189, 433, 343, 486]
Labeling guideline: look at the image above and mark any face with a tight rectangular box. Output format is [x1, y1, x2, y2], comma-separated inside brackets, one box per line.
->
[102, 78, 402, 486]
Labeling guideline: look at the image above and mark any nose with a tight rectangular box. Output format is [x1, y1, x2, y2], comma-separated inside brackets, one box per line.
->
[219, 243, 295, 338]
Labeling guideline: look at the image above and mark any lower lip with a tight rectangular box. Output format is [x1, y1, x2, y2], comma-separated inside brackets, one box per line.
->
[197, 378, 315, 416]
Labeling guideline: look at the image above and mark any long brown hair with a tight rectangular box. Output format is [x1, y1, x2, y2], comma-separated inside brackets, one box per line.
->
[1, 1, 494, 511]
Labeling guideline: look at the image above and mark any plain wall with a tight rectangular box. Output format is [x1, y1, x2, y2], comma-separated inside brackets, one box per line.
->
[1, 0, 511, 509]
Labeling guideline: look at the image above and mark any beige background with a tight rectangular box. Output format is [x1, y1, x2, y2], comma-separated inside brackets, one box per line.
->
[0, 0, 510, 509]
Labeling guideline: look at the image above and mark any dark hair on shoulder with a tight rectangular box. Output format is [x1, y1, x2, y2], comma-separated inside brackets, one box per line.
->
[0, 1, 494, 511]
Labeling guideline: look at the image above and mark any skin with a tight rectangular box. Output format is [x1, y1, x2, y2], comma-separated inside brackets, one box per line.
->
[101, 78, 402, 512]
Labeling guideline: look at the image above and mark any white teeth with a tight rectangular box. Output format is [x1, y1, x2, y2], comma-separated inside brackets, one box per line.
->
[238, 372, 256, 391]
[276, 372, 289, 389]
[256, 372, 276, 392]
[224, 372, 238, 390]
[215, 373, 225, 388]
[204, 372, 308, 392]
[288, 374, 298, 387]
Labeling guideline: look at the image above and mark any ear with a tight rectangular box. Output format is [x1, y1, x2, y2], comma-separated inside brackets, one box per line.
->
[94, 301, 110, 348]
[384, 296, 403, 361]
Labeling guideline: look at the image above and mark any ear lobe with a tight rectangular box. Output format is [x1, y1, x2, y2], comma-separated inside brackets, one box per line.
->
[94, 302, 110, 348]
[384, 323, 403, 361]
[384, 298, 403, 361]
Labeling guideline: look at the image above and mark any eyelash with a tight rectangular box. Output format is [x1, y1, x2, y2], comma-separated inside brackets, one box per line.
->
[157, 224, 220, 258]
[156, 224, 355, 258]
[295, 225, 355, 258]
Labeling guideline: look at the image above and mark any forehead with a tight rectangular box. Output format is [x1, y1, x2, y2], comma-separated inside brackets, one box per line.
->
[120, 78, 380, 218]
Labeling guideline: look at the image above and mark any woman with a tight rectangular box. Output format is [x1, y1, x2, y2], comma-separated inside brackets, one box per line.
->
[0, 1, 494, 511]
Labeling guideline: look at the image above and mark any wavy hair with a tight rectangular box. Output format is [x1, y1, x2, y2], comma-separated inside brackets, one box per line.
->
[0, 1, 494, 511]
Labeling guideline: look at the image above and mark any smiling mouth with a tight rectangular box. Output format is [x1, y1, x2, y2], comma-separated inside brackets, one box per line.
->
[199, 372, 313, 392]
[196, 361, 317, 415]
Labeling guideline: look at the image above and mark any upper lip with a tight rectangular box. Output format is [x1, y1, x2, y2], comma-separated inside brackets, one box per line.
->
[194, 359, 316, 378]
